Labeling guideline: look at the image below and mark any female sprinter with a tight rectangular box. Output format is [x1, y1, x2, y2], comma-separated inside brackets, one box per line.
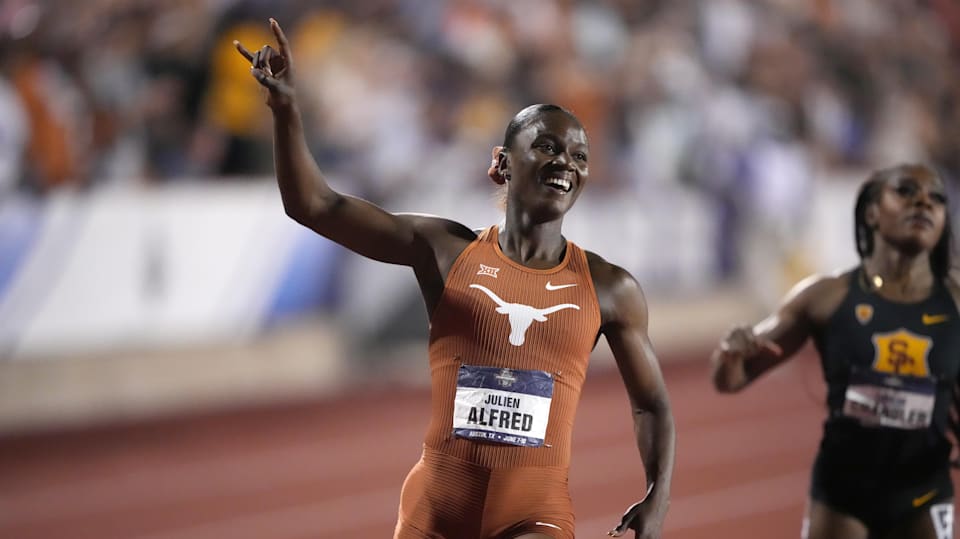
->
[235, 19, 674, 539]
[713, 163, 958, 539]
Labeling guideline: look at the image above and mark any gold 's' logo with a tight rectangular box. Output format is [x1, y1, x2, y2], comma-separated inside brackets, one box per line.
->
[871, 329, 932, 377]
[855, 304, 873, 325]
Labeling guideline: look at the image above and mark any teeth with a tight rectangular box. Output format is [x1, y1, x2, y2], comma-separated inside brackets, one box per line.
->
[545, 178, 571, 192]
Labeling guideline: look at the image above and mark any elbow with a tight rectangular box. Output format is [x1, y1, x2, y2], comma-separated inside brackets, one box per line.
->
[282, 192, 338, 227]
[283, 202, 311, 225]
[632, 395, 673, 422]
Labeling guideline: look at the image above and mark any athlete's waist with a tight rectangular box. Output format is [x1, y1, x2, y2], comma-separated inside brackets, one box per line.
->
[819, 422, 950, 463]
[814, 441, 952, 484]
[421, 439, 572, 470]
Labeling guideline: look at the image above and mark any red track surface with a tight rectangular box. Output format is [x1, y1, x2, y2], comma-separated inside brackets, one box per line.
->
[1, 352, 956, 538]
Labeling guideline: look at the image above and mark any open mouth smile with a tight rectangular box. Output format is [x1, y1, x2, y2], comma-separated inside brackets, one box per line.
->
[542, 176, 573, 193]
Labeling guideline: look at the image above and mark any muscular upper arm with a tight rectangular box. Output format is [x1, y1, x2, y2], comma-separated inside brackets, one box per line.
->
[753, 273, 847, 359]
[295, 193, 473, 269]
[590, 255, 668, 412]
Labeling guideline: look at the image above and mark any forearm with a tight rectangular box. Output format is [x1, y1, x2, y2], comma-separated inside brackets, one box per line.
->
[634, 401, 675, 512]
[271, 104, 338, 222]
[712, 345, 790, 393]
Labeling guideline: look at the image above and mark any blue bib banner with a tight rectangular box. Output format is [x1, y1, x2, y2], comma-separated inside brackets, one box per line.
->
[452, 365, 554, 447]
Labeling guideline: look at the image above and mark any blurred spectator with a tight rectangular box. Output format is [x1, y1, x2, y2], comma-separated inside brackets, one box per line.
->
[9, 16, 91, 193]
[3, 0, 957, 285]
[0, 42, 28, 196]
[196, 0, 288, 177]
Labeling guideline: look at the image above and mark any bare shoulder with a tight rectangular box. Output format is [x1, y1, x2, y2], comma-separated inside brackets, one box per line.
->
[786, 270, 848, 299]
[388, 213, 479, 276]
[403, 213, 478, 249]
[402, 213, 476, 237]
[585, 250, 646, 326]
[781, 268, 853, 325]
[585, 251, 642, 294]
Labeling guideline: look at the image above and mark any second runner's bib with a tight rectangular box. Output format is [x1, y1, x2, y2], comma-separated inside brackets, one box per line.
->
[842, 367, 936, 430]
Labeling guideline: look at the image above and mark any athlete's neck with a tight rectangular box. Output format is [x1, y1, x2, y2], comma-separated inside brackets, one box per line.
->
[864, 246, 934, 300]
[497, 218, 566, 269]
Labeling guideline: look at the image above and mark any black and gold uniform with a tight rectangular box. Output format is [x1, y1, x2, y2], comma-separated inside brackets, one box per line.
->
[811, 267, 960, 530]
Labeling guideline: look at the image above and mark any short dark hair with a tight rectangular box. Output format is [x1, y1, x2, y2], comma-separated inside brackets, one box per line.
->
[854, 164, 954, 281]
[501, 104, 582, 149]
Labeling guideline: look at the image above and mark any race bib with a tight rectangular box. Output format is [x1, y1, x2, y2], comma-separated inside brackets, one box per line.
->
[842, 368, 935, 429]
[930, 503, 953, 539]
[453, 365, 554, 447]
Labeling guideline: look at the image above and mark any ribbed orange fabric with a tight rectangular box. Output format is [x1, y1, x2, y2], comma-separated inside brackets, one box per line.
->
[395, 448, 575, 538]
[423, 225, 602, 469]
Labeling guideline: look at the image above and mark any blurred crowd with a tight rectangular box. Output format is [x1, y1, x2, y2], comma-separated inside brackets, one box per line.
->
[2, 0, 959, 233]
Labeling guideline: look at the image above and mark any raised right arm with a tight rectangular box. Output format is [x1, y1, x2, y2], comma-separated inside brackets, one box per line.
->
[270, 103, 428, 265]
[236, 19, 452, 267]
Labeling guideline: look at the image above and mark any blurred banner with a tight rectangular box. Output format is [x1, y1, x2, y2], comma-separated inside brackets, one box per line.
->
[0, 179, 731, 361]
[0, 182, 342, 360]
[0, 172, 902, 364]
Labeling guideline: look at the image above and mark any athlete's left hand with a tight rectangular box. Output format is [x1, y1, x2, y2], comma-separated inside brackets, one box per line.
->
[608, 497, 665, 539]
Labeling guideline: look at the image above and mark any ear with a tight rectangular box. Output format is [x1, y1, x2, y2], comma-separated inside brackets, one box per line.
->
[498, 153, 511, 182]
[497, 147, 511, 178]
[864, 203, 879, 229]
[487, 146, 508, 185]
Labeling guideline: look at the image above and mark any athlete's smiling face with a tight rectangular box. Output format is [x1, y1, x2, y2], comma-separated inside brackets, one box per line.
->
[869, 164, 947, 254]
[503, 110, 589, 221]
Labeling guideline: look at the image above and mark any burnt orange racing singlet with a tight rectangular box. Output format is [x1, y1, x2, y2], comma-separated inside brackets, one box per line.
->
[395, 226, 602, 539]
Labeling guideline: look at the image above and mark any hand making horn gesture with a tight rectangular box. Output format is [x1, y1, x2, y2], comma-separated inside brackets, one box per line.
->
[234, 18, 295, 109]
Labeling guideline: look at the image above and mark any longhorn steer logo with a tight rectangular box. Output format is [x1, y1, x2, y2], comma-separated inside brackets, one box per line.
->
[469, 284, 580, 346]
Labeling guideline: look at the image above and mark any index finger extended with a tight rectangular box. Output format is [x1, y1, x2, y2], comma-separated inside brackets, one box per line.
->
[269, 18, 292, 60]
[234, 40, 254, 62]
